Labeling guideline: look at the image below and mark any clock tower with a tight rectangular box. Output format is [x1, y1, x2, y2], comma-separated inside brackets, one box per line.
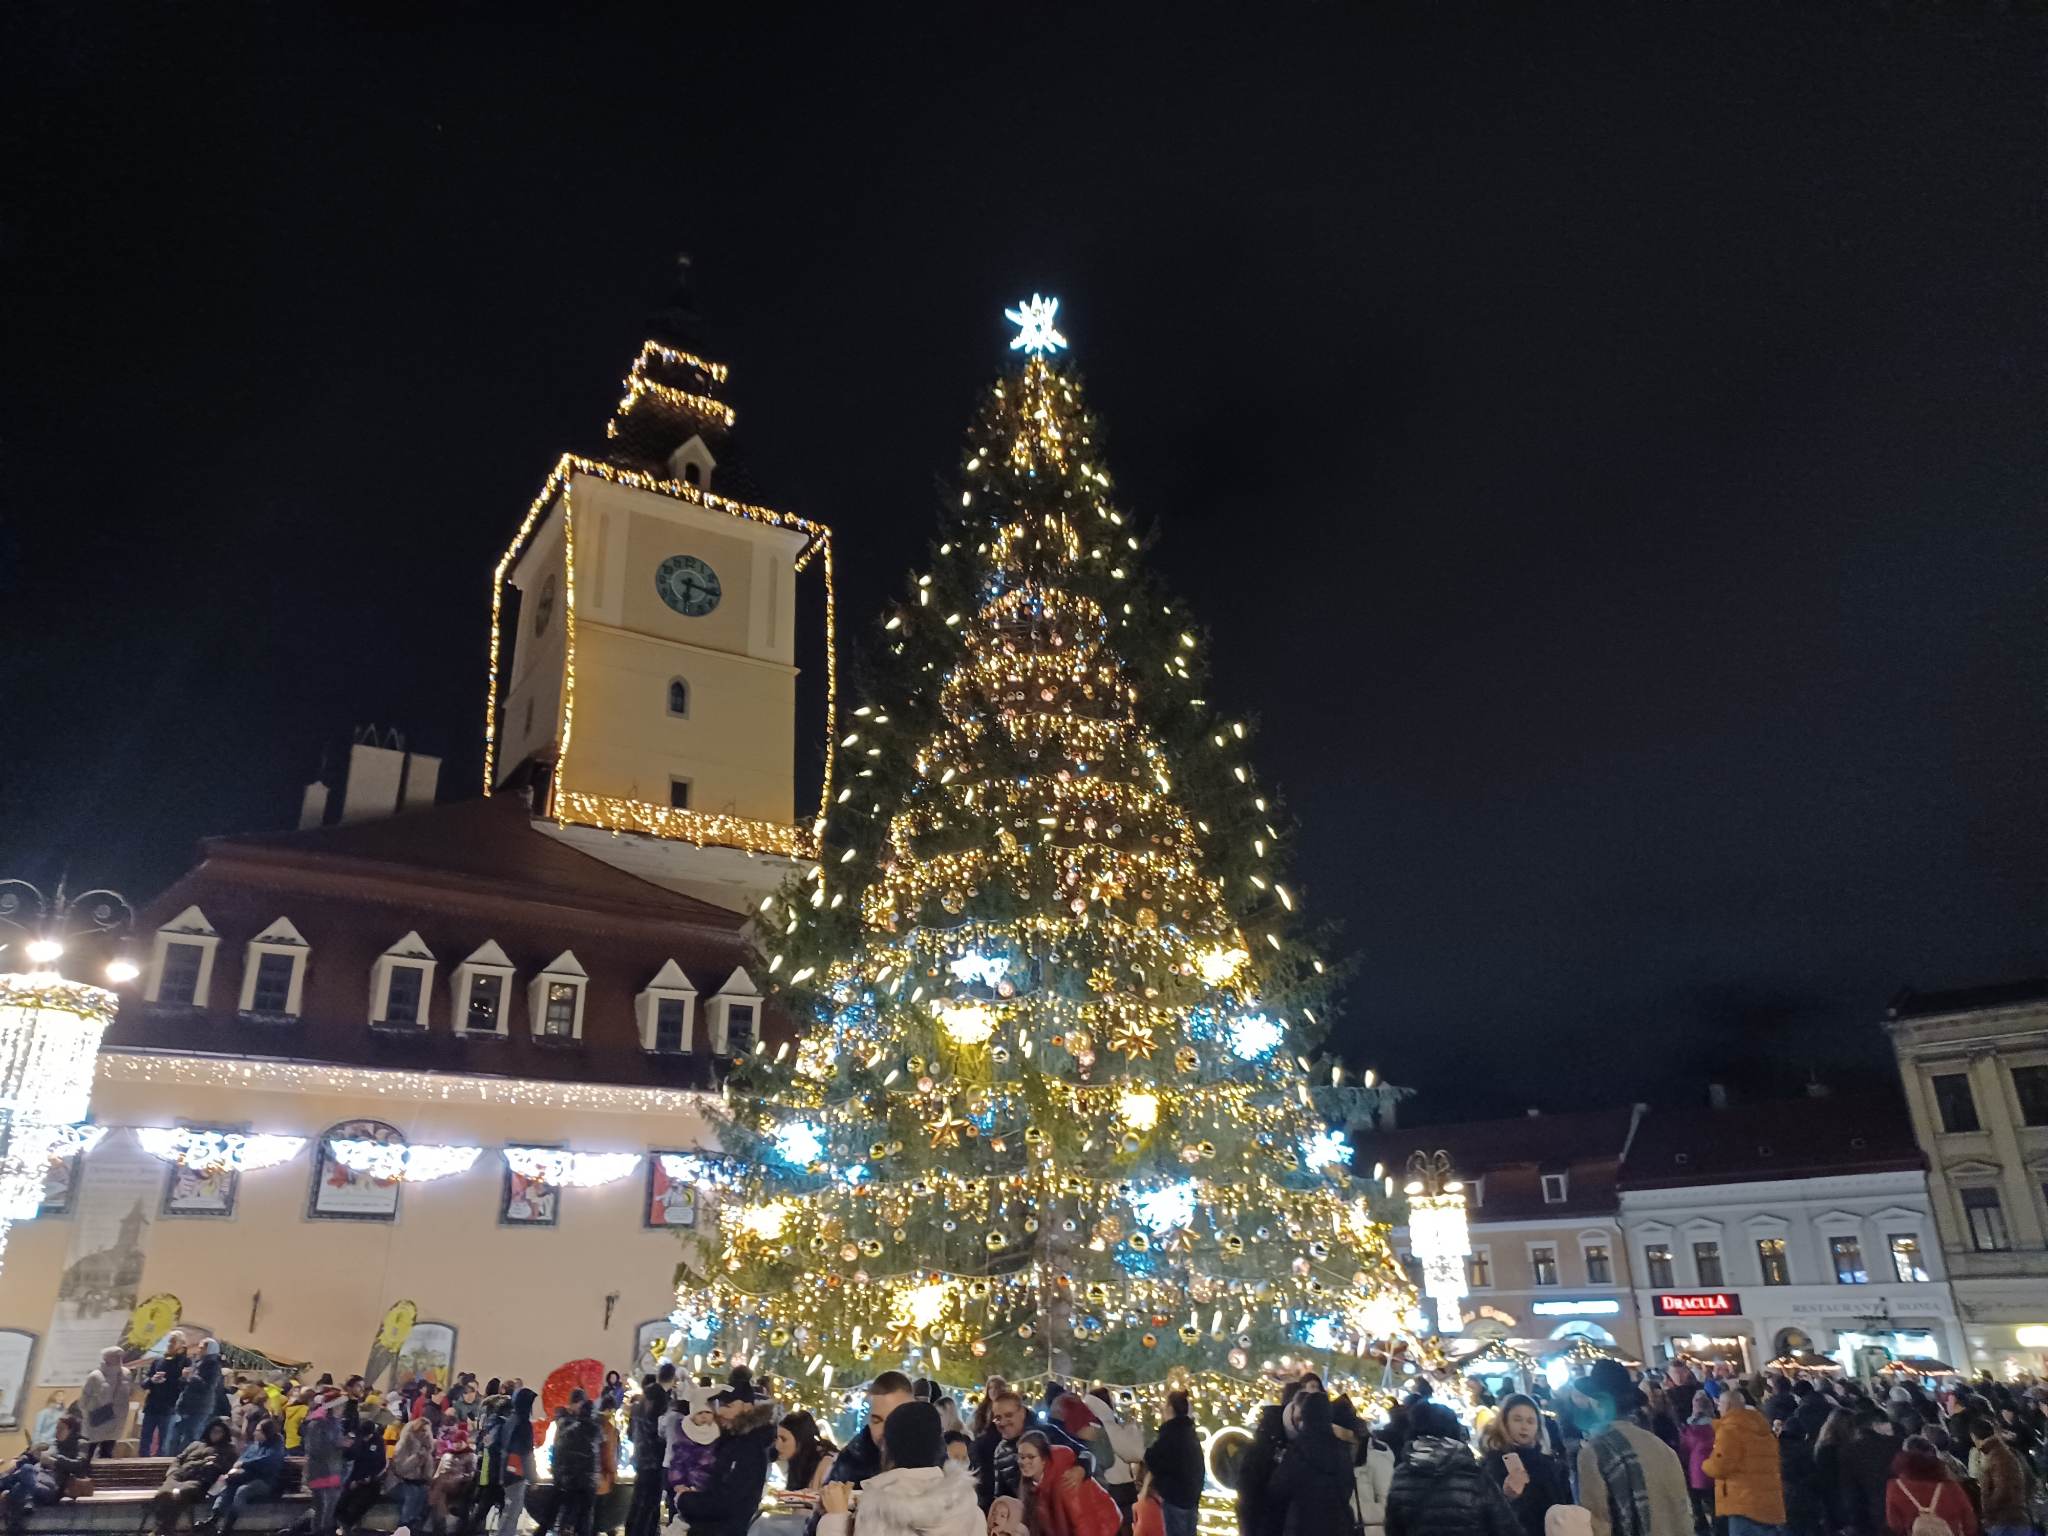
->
[485, 274, 834, 911]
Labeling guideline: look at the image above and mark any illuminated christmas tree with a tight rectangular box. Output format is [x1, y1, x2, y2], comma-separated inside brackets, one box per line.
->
[678, 298, 1413, 1420]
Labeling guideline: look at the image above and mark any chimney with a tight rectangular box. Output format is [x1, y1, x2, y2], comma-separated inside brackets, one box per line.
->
[298, 781, 330, 830]
[1525, 1107, 1542, 1117]
[1707, 1083, 1729, 1110]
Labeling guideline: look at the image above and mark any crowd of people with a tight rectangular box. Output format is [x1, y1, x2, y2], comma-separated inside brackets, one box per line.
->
[1228, 1361, 2047, 1536]
[4, 1339, 2044, 1536]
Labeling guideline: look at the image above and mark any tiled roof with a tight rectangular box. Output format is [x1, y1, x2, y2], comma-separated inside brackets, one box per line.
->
[1356, 1108, 1639, 1220]
[1888, 978, 2048, 1020]
[1617, 1097, 1923, 1189]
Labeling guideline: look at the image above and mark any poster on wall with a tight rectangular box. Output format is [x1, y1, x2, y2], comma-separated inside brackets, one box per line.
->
[38, 1147, 87, 1217]
[0, 1331, 37, 1427]
[631, 1318, 675, 1378]
[41, 1132, 160, 1384]
[397, 1321, 457, 1387]
[644, 1155, 699, 1229]
[161, 1157, 236, 1218]
[501, 1163, 558, 1227]
[308, 1120, 404, 1221]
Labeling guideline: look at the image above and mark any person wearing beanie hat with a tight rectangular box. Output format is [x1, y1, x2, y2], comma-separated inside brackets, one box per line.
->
[816, 1402, 981, 1536]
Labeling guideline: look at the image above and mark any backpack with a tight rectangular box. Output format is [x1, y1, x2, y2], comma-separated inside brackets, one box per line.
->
[1902, 1483, 1956, 1536]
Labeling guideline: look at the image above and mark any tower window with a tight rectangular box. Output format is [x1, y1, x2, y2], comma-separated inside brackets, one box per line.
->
[667, 678, 690, 718]
[670, 779, 691, 810]
[681, 461, 701, 485]
[159, 942, 207, 1006]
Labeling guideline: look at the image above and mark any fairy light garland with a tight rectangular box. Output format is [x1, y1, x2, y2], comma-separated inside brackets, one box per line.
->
[135, 1127, 306, 1173]
[502, 1147, 641, 1187]
[328, 1139, 482, 1183]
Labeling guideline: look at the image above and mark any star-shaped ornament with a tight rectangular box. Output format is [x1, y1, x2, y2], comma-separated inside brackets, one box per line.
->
[1005, 294, 1068, 357]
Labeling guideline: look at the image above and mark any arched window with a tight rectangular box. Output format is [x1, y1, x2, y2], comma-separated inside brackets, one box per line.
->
[1550, 1320, 1617, 1345]
[667, 678, 689, 717]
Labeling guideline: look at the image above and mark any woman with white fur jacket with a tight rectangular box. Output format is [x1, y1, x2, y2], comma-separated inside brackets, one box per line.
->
[818, 1402, 983, 1536]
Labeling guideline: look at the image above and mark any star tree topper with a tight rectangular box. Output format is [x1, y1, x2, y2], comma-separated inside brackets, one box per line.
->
[1005, 293, 1068, 357]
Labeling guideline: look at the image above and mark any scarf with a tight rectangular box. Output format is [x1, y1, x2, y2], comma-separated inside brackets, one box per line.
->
[1592, 1426, 1655, 1536]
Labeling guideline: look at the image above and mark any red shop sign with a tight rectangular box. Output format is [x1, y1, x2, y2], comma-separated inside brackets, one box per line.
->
[1655, 1291, 1741, 1318]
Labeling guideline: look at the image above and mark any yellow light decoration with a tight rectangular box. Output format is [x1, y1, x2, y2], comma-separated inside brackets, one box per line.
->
[739, 1200, 792, 1240]
[937, 1002, 995, 1045]
[1117, 1090, 1160, 1131]
[1197, 947, 1250, 985]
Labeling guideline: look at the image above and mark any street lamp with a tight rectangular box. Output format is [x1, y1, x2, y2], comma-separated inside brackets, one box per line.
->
[1404, 1148, 1472, 1335]
[0, 880, 135, 1267]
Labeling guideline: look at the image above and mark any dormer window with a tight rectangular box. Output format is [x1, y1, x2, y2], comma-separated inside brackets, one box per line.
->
[146, 906, 220, 1008]
[668, 434, 717, 492]
[236, 917, 309, 1020]
[1541, 1172, 1568, 1204]
[704, 967, 762, 1055]
[453, 940, 516, 1037]
[528, 950, 588, 1042]
[370, 932, 437, 1029]
[637, 960, 698, 1054]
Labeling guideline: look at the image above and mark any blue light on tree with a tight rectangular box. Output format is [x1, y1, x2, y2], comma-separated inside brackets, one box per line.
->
[1132, 1179, 1198, 1233]
[946, 950, 1011, 989]
[1300, 1127, 1352, 1171]
[771, 1121, 826, 1166]
[1295, 1314, 1341, 1351]
[1227, 1012, 1285, 1060]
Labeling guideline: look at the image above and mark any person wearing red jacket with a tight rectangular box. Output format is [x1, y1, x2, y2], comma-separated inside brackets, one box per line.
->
[1018, 1435, 1120, 1536]
[1883, 1437, 1976, 1536]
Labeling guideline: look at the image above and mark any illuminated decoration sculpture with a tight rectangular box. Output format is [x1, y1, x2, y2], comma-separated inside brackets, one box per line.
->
[681, 302, 1411, 1421]
[1004, 294, 1068, 357]
[135, 1128, 306, 1173]
[502, 1147, 641, 1187]
[328, 1139, 482, 1183]
[1402, 1149, 1471, 1334]
[0, 880, 136, 1269]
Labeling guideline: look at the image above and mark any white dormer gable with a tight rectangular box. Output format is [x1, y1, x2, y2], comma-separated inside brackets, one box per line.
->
[147, 905, 221, 1006]
[371, 931, 438, 1029]
[668, 434, 717, 491]
[454, 939, 516, 1037]
[705, 966, 762, 1055]
[528, 949, 589, 1041]
[637, 959, 699, 1053]
[239, 915, 311, 1017]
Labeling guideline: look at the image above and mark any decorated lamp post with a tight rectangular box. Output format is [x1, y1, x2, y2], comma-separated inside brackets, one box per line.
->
[1404, 1149, 1472, 1335]
[0, 881, 136, 1267]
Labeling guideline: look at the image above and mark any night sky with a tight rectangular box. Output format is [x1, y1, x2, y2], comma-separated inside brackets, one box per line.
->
[5, 5, 2042, 1119]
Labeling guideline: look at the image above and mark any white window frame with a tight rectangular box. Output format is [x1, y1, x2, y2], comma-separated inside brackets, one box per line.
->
[370, 931, 437, 1029]
[637, 959, 698, 1053]
[237, 916, 310, 1017]
[453, 940, 516, 1038]
[1527, 1241, 1562, 1287]
[1466, 1243, 1494, 1291]
[1540, 1172, 1568, 1204]
[528, 949, 588, 1042]
[705, 967, 762, 1055]
[1579, 1230, 1616, 1287]
[145, 905, 220, 1006]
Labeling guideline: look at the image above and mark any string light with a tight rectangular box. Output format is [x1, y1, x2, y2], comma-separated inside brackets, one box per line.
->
[135, 1127, 306, 1173]
[501, 1148, 641, 1187]
[328, 1139, 481, 1183]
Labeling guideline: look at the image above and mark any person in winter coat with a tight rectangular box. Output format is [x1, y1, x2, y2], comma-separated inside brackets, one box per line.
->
[1384, 1404, 1523, 1536]
[1700, 1390, 1786, 1535]
[1143, 1392, 1205, 1536]
[549, 1399, 604, 1536]
[1054, 1396, 1143, 1531]
[172, 1339, 224, 1456]
[139, 1337, 189, 1458]
[209, 1417, 288, 1536]
[145, 1418, 237, 1536]
[1964, 1419, 2029, 1536]
[1828, 1412, 1901, 1536]
[336, 1407, 391, 1534]
[0, 1411, 91, 1535]
[1768, 1403, 1823, 1536]
[389, 1415, 438, 1533]
[1570, 1364, 1693, 1536]
[301, 1387, 351, 1536]
[1235, 1405, 1288, 1536]
[623, 1378, 671, 1536]
[816, 1402, 983, 1536]
[1268, 1393, 1359, 1536]
[1338, 1404, 1396, 1536]
[1015, 1435, 1120, 1536]
[491, 1387, 538, 1536]
[428, 1426, 478, 1534]
[1480, 1395, 1572, 1536]
[667, 1398, 719, 1500]
[79, 1345, 134, 1457]
[975, 1394, 1095, 1512]
[1883, 1437, 1975, 1536]
[1678, 1399, 1716, 1533]
[670, 1397, 777, 1536]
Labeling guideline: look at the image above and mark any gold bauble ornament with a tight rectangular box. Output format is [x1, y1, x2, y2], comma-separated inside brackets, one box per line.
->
[1177, 1324, 1200, 1345]
[1174, 1046, 1199, 1072]
[1136, 907, 1158, 928]
[986, 1231, 1008, 1251]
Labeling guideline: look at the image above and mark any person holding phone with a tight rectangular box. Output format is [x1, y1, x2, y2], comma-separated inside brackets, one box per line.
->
[1481, 1396, 1572, 1536]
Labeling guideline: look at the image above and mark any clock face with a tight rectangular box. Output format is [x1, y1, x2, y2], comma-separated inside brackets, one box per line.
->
[656, 554, 722, 617]
[532, 572, 557, 637]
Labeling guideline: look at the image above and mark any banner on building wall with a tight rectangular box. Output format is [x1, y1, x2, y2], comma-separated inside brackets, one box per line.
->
[120, 1295, 184, 1353]
[41, 1132, 162, 1384]
[365, 1299, 419, 1391]
[0, 1331, 37, 1427]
